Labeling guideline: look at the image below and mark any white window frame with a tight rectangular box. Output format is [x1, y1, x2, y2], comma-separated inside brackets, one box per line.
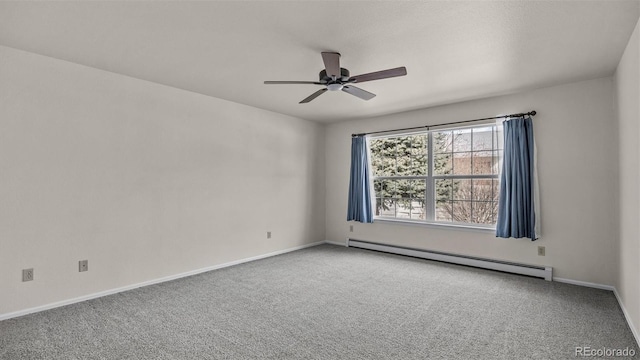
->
[368, 122, 502, 231]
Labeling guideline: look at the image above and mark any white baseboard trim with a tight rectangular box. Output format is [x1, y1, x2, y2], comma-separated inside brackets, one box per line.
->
[613, 288, 640, 348]
[0, 241, 325, 321]
[324, 240, 347, 246]
[552, 277, 615, 291]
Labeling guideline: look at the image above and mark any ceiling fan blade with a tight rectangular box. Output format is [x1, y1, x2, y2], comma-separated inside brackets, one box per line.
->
[350, 66, 407, 83]
[342, 85, 376, 101]
[264, 81, 324, 85]
[321, 52, 341, 78]
[299, 88, 328, 103]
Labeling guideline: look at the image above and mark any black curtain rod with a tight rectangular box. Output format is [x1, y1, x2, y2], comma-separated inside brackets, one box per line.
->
[351, 110, 537, 137]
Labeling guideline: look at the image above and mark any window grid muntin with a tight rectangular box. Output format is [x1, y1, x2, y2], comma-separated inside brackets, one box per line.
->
[371, 125, 500, 226]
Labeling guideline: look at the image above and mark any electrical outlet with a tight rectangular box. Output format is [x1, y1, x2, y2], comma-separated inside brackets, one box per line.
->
[79, 260, 88, 272]
[22, 268, 34, 282]
[267, 231, 271, 239]
[538, 246, 545, 256]
[349, 225, 353, 232]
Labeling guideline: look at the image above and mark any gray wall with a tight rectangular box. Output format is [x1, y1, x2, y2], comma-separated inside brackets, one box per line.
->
[615, 18, 640, 342]
[325, 77, 619, 286]
[0, 45, 326, 316]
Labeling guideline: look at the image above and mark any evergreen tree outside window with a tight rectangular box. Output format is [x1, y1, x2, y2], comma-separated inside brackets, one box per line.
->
[369, 124, 502, 226]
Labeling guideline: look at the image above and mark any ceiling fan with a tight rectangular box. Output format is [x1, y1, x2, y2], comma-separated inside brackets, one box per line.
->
[264, 52, 407, 104]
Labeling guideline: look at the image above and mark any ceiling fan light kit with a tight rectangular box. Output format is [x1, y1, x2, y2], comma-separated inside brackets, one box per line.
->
[264, 52, 407, 104]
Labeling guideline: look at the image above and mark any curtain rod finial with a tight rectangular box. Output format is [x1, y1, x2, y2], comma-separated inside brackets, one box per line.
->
[530, 110, 537, 116]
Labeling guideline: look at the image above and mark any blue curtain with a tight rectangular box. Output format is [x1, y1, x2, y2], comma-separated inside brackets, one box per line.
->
[347, 136, 373, 223]
[496, 116, 537, 240]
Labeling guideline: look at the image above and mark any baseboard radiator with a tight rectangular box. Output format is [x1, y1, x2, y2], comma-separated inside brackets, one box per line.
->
[348, 239, 553, 281]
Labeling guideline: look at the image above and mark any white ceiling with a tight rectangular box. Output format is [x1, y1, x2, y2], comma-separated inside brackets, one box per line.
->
[0, 1, 638, 123]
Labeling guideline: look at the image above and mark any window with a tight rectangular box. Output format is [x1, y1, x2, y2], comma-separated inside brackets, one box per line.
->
[369, 124, 502, 227]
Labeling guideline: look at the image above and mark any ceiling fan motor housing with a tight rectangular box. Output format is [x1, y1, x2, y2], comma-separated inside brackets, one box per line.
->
[319, 68, 350, 83]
